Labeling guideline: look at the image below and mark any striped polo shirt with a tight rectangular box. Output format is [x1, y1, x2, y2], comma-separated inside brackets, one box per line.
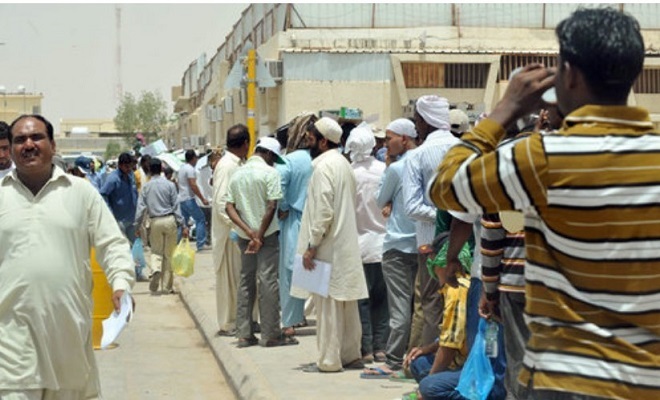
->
[430, 105, 660, 398]
[480, 213, 525, 300]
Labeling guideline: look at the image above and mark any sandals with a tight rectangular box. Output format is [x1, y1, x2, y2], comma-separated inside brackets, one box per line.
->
[237, 336, 258, 348]
[264, 335, 299, 347]
[217, 328, 237, 337]
[342, 358, 366, 370]
[282, 327, 296, 337]
[293, 318, 308, 328]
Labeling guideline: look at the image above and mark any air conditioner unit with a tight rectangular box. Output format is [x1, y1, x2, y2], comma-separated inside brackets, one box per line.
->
[266, 60, 283, 81]
[239, 88, 247, 106]
[224, 96, 233, 113]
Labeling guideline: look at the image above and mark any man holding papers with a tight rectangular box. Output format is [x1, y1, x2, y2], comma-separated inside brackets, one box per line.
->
[0, 115, 135, 399]
[293, 117, 368, 373]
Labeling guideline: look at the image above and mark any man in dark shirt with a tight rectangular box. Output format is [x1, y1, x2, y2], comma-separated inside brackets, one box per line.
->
[100, 152, 138, 244]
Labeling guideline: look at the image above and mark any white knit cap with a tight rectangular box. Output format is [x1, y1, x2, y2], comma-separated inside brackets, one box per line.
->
[449, 109, 470, 133]
[314, 117, 342, 144]
[344, 123, 375, 163]
[415, 95, 450, 131]
[386, 118, 417, 138]
[255, 136, 285, 164]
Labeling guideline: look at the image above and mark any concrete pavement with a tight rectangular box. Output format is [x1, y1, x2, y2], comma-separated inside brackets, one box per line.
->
[175, 251, 417, 400]
[96, 279, 235, 400]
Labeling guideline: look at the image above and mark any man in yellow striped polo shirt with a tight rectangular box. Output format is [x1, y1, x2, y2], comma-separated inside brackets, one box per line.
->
[431, 7, 659, 400]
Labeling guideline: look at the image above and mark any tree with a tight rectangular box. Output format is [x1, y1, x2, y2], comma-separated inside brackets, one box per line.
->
[104, 141, 122, 161]
[114, 90, 167, 145]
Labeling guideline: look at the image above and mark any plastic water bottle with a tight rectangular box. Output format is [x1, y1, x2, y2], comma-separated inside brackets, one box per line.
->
[485, 320, 499, 358]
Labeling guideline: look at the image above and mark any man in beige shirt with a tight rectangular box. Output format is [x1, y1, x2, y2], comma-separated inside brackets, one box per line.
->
[0, 115, 135, 399]
[212, 124, 249, 337]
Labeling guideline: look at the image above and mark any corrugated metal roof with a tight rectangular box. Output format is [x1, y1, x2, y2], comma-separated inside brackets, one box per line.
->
[289, 3, 660, 30]
[281, 48, 559, 55]
[281, 48, 660, 56]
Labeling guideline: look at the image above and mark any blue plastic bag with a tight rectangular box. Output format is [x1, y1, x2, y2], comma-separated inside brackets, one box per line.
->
[456, 318, 495, 400]
[131, 238, 146, 274]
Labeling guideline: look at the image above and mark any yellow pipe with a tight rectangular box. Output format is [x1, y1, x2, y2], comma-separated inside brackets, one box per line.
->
[247, 49, 257, 156]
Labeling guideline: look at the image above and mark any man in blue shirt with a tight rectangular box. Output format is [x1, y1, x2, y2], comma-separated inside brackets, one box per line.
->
[100, 152, 138, 245]
[373, 118, 419, 374]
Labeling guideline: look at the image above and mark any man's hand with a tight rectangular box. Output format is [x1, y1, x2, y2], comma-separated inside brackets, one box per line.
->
[381, 203, 392, 218]
[303, 246, 317, 271]
[444, 259, 462, 288]
[489, 63, 556, 130]
[278, 209, 289, 221]
[403, 346, 424, 369]
[478, 291, 501, 320]
[111, 289, 135, 313]
[181, 227, 190, 239]
[245, 238, 263, 254]
[202, 198, 210, 206]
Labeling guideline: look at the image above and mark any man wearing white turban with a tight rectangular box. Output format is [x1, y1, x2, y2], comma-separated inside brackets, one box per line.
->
[403, 95, 460, 346]
[345, 124, 389, 364]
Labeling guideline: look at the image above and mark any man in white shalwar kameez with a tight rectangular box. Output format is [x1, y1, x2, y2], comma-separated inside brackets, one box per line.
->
[0, 115, 135, 399]
[293, 117, 368, 373]
[212, 124, 249, 336]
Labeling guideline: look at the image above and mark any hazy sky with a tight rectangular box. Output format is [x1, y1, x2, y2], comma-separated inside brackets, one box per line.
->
[0, 3, 248, 131]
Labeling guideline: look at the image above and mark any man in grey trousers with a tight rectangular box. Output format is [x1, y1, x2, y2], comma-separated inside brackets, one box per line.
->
[226, 137, 298, 348]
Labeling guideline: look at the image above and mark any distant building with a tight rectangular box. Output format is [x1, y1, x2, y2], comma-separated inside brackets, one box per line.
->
[167, 3, 660, 148]
[56, 118, 126, 158]
[0, 87, 43, 124]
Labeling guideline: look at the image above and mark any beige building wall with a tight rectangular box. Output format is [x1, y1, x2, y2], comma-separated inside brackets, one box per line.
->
[281, 81, 394, 128]
[0, 93, 43, 125]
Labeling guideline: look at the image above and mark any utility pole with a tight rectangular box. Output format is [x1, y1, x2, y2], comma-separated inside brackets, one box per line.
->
[246, 49, 256, 156]
[115, 5, 124, 105]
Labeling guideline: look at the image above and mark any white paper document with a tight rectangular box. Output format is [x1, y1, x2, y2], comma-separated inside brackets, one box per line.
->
[100, 291, 133, 349]
[291, 254, 332, 297]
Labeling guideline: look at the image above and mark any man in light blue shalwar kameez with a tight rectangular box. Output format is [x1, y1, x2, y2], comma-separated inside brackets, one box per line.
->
[276, 113, 316, 336]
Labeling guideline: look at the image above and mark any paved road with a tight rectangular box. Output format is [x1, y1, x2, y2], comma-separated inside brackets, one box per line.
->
[95, 281, 236, 400]
[180, 252, 418, 400]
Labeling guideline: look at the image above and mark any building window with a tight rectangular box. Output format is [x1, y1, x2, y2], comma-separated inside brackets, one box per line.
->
[499, 54, 558, 81]
[402, 62, 445, 88]
[634, 69, 660, 94]
[445, 63, 489, 88]
[402, 62, 489, 89]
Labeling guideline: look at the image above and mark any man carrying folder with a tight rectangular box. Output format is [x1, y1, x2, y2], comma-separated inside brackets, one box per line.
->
[293, 117, 368, 373]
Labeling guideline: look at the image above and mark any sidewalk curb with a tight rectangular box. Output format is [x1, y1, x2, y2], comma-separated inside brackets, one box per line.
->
[176, 275, 278, 400]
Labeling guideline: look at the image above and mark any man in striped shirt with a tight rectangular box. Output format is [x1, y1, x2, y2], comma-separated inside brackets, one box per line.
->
[480, 213, 527, 399]
[431, 8, 659, 399]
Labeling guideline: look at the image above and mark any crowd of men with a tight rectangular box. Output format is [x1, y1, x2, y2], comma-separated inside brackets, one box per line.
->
[0, 7, 658, 400]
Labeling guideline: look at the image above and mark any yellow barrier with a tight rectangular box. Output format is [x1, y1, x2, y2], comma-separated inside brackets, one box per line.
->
[91, 248, 115, 350]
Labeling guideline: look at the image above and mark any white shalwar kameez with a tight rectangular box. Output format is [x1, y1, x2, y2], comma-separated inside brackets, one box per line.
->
[292, 149, 368, 372]
[0, 167, 135, 398]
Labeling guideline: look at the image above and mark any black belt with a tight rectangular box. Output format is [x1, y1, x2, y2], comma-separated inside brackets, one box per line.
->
[151, 213, 174, 219]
